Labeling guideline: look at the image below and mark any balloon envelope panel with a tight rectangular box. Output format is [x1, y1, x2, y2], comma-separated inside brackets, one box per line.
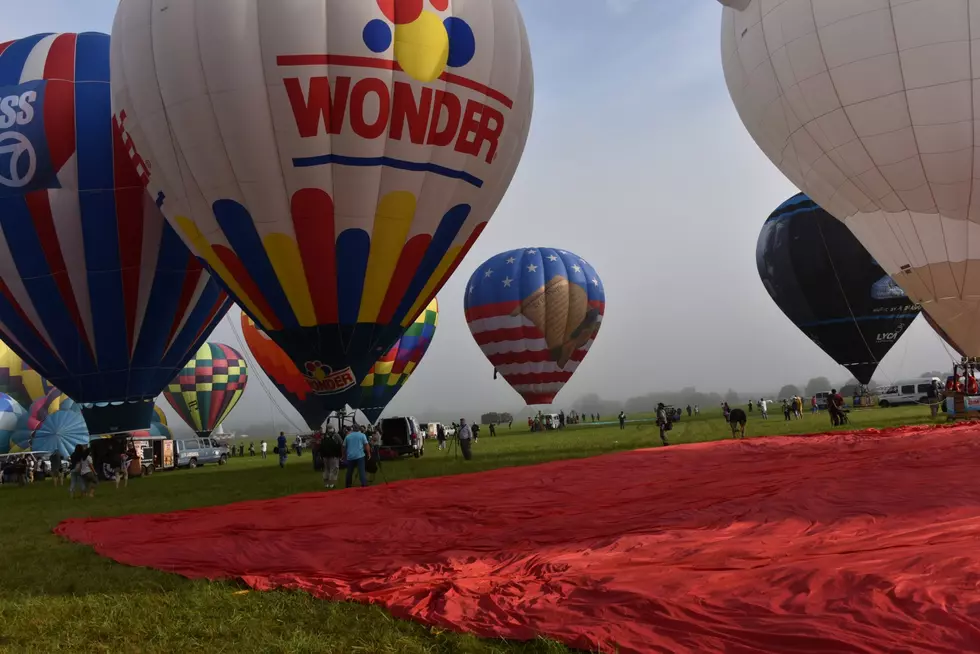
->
[464, 248, 605, 405]
[360, 299, 439, 423]
[0, 342, 52, 409]
[241, 313, 331, 431]
[0, 394, 26, 455]
[0, 33, 232, 433]
[757, 194, 920, 384]
[164, 343, 248, 437]
[110, 0, 534, 413]
[722, 1, 980, 355]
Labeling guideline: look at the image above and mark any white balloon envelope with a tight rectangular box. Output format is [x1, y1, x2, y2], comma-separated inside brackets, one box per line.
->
[109, 0, 534, 411]
[720, 0, 980, 355]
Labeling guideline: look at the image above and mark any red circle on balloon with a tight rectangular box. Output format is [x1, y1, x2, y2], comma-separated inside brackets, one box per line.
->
[376, 0, 424, 25]
[430, 0, 449, 10]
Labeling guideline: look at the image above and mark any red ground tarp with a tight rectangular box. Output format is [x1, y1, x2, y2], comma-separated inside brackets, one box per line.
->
[57, 424, 980, 653]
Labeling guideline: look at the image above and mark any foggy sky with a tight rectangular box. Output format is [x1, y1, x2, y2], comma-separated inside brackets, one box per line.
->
[3, 1, 955, 435]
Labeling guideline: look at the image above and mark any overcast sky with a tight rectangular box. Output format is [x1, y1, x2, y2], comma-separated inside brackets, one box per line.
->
[3, 1, 956, 434]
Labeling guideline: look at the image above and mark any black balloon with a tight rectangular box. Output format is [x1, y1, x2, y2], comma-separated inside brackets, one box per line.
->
[757, 193, 920, 384]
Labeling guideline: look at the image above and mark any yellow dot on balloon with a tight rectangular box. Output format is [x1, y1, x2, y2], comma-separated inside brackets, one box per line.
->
[394, 11, 449, 83]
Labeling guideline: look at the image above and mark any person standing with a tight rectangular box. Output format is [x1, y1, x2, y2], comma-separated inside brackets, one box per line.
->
[928, 378, 943, 418]
[437, 423, 447, 450]
[811, 395, 817, 414]
[759, 398, 768, 420]
[827, 389, 844, 426]
[49, 450, 64, 487]
[618, 411, 626, 430]
[78, 447, 97, 498]
[343, 427, 370, 488]
[748, 401, 753, 413]
[656, 403, 670, 446]
[319, 428, 343, 489]
[457, 418, 473, 460]
[795, 396, 803, 419]
[277, 432, 287, 468]
[249, 442, 255, 457]
[261, 440, 267, 459]
[488, 422, 496, 437]
[782, 399, 791, 421]
[115, 449, 130, 489]
[68, 445, 85, 499]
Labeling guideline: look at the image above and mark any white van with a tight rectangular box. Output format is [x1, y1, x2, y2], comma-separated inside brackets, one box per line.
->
[878, 378, 940, 408]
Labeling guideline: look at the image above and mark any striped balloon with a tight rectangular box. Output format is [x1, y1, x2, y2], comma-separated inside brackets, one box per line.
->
[464, 249, 605, 405]
[164, 343, 248, 438]
[360, 299, 438, 424]
[110, 0, 534, 414]
[0, 33, 232, 434]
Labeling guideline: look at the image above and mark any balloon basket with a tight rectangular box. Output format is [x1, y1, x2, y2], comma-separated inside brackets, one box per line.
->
[944, 394, 980, 421]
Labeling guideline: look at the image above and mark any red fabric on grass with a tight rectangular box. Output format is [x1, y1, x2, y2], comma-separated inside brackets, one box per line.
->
[57, 424, 980, 653]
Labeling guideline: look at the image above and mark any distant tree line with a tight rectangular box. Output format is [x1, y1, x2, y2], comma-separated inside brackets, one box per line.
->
[480, 412, 514, 425]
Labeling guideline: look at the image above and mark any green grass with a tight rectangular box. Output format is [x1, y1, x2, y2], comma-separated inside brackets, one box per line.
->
[0, 404, 945, 653]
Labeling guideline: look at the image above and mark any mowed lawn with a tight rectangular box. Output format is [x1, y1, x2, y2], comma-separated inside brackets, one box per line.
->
[0, 404, 945, 653]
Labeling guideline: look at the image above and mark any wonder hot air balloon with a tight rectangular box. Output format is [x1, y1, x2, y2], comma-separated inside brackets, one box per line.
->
[0, 342, 52, 408]
[0, 33, 232, 434]
[164, 343, 248, 438]
[360, 298, 439, 424]
[758, 194, 920, 384]
[722, 0, 980, 356]
[110, 0, 534, 415]
[241, 313, 331, 431]
[465, 249, 605, 405]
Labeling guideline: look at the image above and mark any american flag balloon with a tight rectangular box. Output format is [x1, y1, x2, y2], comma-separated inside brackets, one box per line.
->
[464, 248, 605, 405]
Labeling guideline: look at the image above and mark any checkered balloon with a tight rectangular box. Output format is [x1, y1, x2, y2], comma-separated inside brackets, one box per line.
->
[164, 343, 248, 437]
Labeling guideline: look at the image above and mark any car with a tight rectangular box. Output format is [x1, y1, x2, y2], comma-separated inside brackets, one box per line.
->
[174, 437, 229, 469]
[379, 417, 425, 458]
[878, 378, 942, 408]
[813, 391, 831, 410]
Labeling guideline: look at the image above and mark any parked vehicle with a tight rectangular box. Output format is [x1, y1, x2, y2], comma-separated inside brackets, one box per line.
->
[878, 378, 942, 408]
[174, 437, 229, 469]
[379, 417, 424, 457]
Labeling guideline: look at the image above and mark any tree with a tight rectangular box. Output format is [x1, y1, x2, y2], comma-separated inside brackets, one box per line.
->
[778, 384, 801, 399]
[804, 377, 832, 396]
[724, 389, 740, 404]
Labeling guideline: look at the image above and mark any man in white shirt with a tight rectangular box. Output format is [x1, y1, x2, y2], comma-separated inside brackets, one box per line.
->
[758, 398, 768, 420]
[260, 441, 267, 459]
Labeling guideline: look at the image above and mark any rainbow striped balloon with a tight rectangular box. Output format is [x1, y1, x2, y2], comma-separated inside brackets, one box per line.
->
[360, 299, 439, 423]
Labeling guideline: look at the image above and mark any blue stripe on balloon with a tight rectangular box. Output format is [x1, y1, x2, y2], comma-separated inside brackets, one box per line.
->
[73, 32, 110, 82]
[0, 33, 52, 85]
[0, 195, 95, 375]
[75, 72, 128, 380]
[336, 228, 370, 325]
[0, 299, 67, 379]
[131, 223, 188, 369]
[212, 199, 298, 330]
[164, 283, 228, 370]
[392, 204, 470, 325]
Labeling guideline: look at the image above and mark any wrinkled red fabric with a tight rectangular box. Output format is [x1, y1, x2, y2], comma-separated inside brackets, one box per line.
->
[56, 424, 980, 653]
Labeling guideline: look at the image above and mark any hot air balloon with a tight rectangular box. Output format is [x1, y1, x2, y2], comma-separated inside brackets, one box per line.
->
[758, 194, 921, 384]
[464, 248, 605, 405]
[109, 0, 534, 415]
[0, 394, 26, 455]
[361, 298, 439, 423]
[0, 33, 232, 434]
[241, 313, 331, 431]
[721, 0, 980, 356]
[11, 388, 88, 456]
[0, 342, 52, 409]
[924, 311, 965, 359]
[152, 404, 168, 427]
[164, 343, 248, 438]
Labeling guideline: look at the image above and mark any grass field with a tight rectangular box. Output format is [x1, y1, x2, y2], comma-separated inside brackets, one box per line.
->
[0, 404, 946, 653]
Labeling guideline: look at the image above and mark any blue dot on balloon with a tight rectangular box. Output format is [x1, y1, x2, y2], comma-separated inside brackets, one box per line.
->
[363, 19, 392, 53]
[444, 17, 475, 68]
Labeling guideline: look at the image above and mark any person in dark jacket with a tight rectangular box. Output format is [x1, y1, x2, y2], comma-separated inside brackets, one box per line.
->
[319, 428, 343, 489]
